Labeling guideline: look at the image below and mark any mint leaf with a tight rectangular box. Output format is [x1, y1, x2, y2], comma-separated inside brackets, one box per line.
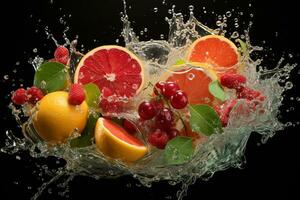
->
[70, 112, 100, 148]
[84, 83, 101, 108]
[209, 80, 226, 101]
[189, 104, 222, 136]
[163, 136, 194, 165]
[34, 62, 68, 93]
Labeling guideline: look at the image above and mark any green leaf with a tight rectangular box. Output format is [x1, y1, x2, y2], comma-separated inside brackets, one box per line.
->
[163, 136, 194, 165]
[189, 104, 222, 136]
[237, 39, 247, 54]
[175, 59, 186, 65]
[84, 83, 101, 108]
[70, 112, 100, 148]
[34, 62, 68, 93]
[209, 80, 226, 101]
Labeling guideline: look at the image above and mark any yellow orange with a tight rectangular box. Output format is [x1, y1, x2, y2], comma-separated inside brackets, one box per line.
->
[33, 91, 88, 144]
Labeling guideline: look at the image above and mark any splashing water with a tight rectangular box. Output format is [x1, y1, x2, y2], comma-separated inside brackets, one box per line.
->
[1, 2, 298, 200]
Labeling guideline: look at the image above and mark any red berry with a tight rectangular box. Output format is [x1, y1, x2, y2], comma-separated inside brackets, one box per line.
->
[148, 129, 169, 149]
[155, 107, 173, 130]
[162, 82, 180, 99]
[237, 87, 263, 100]
[54, 46, 69, 65]
[27, 86, 44, 104]
[138, 101, 156, 120]
[151, 99, 164, 113]
[68, 84, 85, 105]
[123, 119, 137, 134]
[214, 99, 238, 127]
[167, 128, 179, 140]
[220, 73, 246, 89]
[11, 88, 28, 105]
[170, 90, 188, 109]
[154, 81, 166, 95]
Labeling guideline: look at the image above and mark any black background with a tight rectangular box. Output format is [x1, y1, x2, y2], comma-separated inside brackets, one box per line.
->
[0, 0, 299, 199]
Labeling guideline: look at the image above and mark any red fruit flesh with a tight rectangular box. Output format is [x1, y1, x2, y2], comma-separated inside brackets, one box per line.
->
[214, 99, 238, 127]
[123, 119, 137, 134]
[11, 88, 28, 105]
[237, 87, 264, 101]
[68, 84, 85, 105]
[148, 129, 169, 149]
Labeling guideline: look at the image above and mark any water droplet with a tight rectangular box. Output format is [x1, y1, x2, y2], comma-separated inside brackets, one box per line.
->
[234, 23, 239, 28]
[140, 31, 144, 35]
[16, 61, 20, 66]
[285, 81, 293, 90]
[115, 38, 120, 43]
[296, 97, 300, 101]
[162, 0, 166, 5]
[290, 97, 294, 101]
[188, 5, 194, 12]
[153, 7, 158, 13]
[249, 3, 252, 7]
[226, 11, 232, 17]
[160, 34, 164, 39]
[187, 73, 195, 80]
[132, 84, 138, 90]
[3, 75, 9, 80]
[15, 155, 21, 160]
[144, 28, 148, 32]
[168, 9, 172, 14]
[33, 48, 38, 53]
[250, 13, 254, 18]
[231, 31, 239, 39]
[288, 54, 293, 58]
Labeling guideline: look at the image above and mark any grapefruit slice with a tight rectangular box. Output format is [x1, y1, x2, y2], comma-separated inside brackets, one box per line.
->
[94, 117, 148, 162]
[187, 35, 239, 74]
[162, 62, 218, 105]
[74, 45, 144, 98]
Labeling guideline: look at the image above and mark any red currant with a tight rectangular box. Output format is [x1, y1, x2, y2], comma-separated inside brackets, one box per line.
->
[154, 81, 166, 95]
[170, 90, 188, 109]
[123, 119, 137, 134]
[138, 101, 156, 120]
[11, 88, 28, 105]
[151, 99, 164, 113]
[167, 128, 179, 140]
[155, 107, 173, 130]
[162, 82, 180, 99]
[148, 129, 169, 149]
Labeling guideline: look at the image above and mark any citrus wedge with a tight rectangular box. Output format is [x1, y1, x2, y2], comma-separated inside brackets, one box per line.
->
[187, 35, 240, 74]
[74, 45, 144, 98]
[161, 62, 218, 105]
[94, 117, 148, 162]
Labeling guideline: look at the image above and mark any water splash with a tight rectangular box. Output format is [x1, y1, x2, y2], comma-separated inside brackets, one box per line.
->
[2, 2, 299, 200]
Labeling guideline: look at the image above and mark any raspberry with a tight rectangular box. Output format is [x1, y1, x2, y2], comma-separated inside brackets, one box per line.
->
[148, 129, 169, 149]
[220, 73, 246, 89]
[237, 87, 264, 101]
[214, 99, 238, 127]
[68, 84, 85, 105]
[54, 46, 69, 65]
[11, 88, 28, 105]
[27, 86, 44, 104]
[123, 119, 137, 134]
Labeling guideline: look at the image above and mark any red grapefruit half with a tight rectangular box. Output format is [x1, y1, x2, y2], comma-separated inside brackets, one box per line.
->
[74, 45, 144, 98]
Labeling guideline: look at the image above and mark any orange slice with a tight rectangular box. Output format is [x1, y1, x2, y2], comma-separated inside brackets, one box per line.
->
[74, 45, 144, 98]
[94, 117, 148, 162]
[187, 35, 240, 74]
[162, 62, 218, 105]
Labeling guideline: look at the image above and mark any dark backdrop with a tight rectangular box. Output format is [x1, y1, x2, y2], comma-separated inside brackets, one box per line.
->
[0, 0, 299, 199]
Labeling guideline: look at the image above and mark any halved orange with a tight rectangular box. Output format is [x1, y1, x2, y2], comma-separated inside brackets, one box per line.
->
[94, 117, 148, 162]
[74, 45, 144, 98]
[187, 35, 240, 74]
[162, 62, 218, 105]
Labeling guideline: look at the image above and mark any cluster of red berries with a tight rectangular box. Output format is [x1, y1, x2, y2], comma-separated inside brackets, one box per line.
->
[11, 87, 44, 105]
[138, 81, 188, 149]
[216, 73, 266, 126]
